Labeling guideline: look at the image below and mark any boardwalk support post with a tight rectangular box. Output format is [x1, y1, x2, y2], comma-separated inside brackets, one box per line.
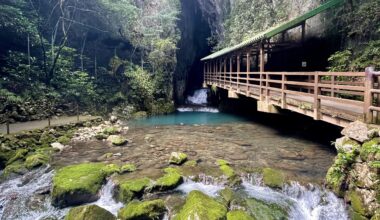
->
[313, 72, 321, 120]
[364, 67, 376, 123]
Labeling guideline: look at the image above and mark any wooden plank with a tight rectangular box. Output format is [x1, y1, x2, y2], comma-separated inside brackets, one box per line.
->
[318, 83, 365, 91]
[318, 95, 364, 107]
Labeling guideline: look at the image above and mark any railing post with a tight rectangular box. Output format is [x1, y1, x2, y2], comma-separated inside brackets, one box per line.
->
[281, 73, 286, 109]
[313, 72, 321, 120]
[237, 54, 241, 92]
[259, 43, 265, 101]
[246, 52, 250, 95]
[229, 57, 232, 87]
[364, 67, 375, 123]
[224, 58, 227, 88]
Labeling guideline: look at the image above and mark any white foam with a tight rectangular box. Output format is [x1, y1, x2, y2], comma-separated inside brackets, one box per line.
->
[177, 107, 219, 113]
[186, 89, 209, 105]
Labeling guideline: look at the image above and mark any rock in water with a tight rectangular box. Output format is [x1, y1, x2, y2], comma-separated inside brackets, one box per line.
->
[262, 168, 285, 188]
[65, 205, 116, 220]
[118, 199, 166, 220]
[116, 178, 151, 203]
[154, 168, 183, 191]
[175, 190, 227, 220]
[227, 210, 255, 220]
[169, 152, 188, 165]
[341, 121, 371, 143]
[107, 135, 128, 146]
[52, 163, 107, 208]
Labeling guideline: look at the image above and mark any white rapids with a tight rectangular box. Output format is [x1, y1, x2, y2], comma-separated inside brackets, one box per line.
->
[186, 89, 209, 105]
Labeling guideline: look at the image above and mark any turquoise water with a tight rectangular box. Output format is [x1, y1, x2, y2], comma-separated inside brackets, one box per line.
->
[129, 111, 248, 127]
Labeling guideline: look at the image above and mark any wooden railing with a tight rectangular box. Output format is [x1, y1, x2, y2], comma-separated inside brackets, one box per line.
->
[204, 67, 380, 127]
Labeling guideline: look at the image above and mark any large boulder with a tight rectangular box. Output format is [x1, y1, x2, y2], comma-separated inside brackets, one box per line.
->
[154, 168, 183, 191]
[116, 178, 151, 203]
[52, 163, 107, 208]
[107, 135, 128, 146]
[65, 205, 116, 220]
[342, 121, 375, 143]
[335, 136, 361, 154]
[227, 210, 256, 220]
[174, 190, 227, 220]
[118, 199, 166, 220]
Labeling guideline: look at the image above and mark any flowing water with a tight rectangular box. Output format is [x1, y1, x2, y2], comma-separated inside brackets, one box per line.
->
[0, 89, 348, 219]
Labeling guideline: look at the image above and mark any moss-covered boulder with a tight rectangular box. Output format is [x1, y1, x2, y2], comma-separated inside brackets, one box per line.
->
[361, 139, 380, 162]
[52, 163, 107, 208]
[6, 149, 28, 165]
[57, 135, 71, 145]
[244, 198, 288, 220]
[154, 168, 183, 191]
[107, 135, 128, 146]
[1, 160, 28, 178]
[349, 190, 369, 217]
[174, 190, 227, 220]
[184, 160, 197, 167]
[65, 205, 116, 220]
[227, 210, 256, 220]
[101, 164, 121, 176]
[95, 132, 109, 140]
[120, 163, 136, 173]
[335, 136, 361, 154]
[103, 127, 119, 135]
[169, 152, 188, 165]
[262, 168, 285, 188]
[118, 199, 166, 220]
[25, 153, 49, 169]
[116, 178, 151, 203]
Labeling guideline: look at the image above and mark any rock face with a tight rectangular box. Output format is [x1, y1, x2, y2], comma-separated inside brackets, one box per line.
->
[175, 190, 227, 220]
[118, 199, 167, 220]
[52, 163, 108, 208]
[326, 122, 380, 220]
[65, 205, 116, 220]
[169, 152, 188, 165]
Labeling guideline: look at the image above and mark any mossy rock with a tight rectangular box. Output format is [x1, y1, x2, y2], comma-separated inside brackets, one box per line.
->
[107, 135, 128, 146]
[52, 163, 107, 208]
[6, 149, 28, 165]
[1, 160, 28, 178]
[57, 136, 71, 145]
[227, 210, 256, 220]
[116, 178, 151, 203]
[244, 198, 288, 220]
[95, 132, 109, 140]
[39, 130, 57, 145]
[349, 190, 368, 216]
[371, 210, 380, 220]
[174, 190, 227, 220]
[361, 139, 380, 162]
[118, 199, 166, 220]
[121, 163, 137, 173]
[154, 168, 183, 191]
[25, 153, 49, 169]
[349, 207, 369, 220]
[262, 168, 285, 188]
[184, 160, 197, 167]
[102, 164, 121, 176]
[216, 159, 230, 166]
[169, 152, 188, 165]
[103, 127, 119, 135]
[65, 205, 116, 220]
[325, 166, 346, 197]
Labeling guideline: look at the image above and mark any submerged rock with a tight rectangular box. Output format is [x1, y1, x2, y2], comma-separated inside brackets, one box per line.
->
[262, 168, 285, 188]
[118, 199, 166, 220]
[244, 198, 288, 220]
[116, 178, 151, 203]
[107, 135, 128, 146]
[154, 168, 183, 191]
[120, 163, 137, 173]
[102, 164, 121, 176]
[169, 152, 188, 165]
[227, 210, 255, 220]
[52, 163, 107, 208]
[174, 190, 227, 220]
[65, 204, 116, 220]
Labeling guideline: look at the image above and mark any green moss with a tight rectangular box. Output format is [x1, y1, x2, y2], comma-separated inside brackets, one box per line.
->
[169, 152, 188, 165]
[52, 163, 107, 208]
[369, 161, 380, 169]
[120, 163, 137, 173]
[95, 133, 109, 140]
[371, 211, 380, 220]
[184, 160, 197, 167]
[57, 136, 71, 145]
[326, 166, 346, 197]
[349, 209, 368, 220]
[262, 168, 285, 188]
[361, 139, 380, 162]
[349, 191, 367, 216]
[102, 164, 121, 176]
[219, 188, 234, 206]
[118, 199, 166, 220]
[244, 198, 288, 220]
[227, 210, 256, 220]
[220, 164, 235, 178]
[154, 167, 183, 191]
[103, 127, 119, 135]
[65, 205, 116, 220]
[174, 190, 227, 220]
[216, 159, 230, 166]
[2, 160, 27, 178]
[6, 149, 28, 165]
[131, 111, 148, 119]
[117, 178, 151, 203]
[25, 153, 49, 169]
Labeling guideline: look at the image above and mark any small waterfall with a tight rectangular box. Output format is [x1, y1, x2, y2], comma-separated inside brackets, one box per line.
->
[175, 177, 225, 197]
[186, 89, 209, 105]
[90, 179, 124, 216]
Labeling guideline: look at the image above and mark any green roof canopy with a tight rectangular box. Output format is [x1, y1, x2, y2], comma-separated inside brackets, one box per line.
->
[201, 0, 344, 61]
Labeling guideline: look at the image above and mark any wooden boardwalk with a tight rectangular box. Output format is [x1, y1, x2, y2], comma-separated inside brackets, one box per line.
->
[204, 68, 380, 127]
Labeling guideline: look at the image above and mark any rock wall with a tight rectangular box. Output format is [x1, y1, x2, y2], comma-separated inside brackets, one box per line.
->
[326, 121, 380, 220]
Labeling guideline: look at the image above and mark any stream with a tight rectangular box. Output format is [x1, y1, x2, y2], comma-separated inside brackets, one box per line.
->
[0, 89, 349, 219]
